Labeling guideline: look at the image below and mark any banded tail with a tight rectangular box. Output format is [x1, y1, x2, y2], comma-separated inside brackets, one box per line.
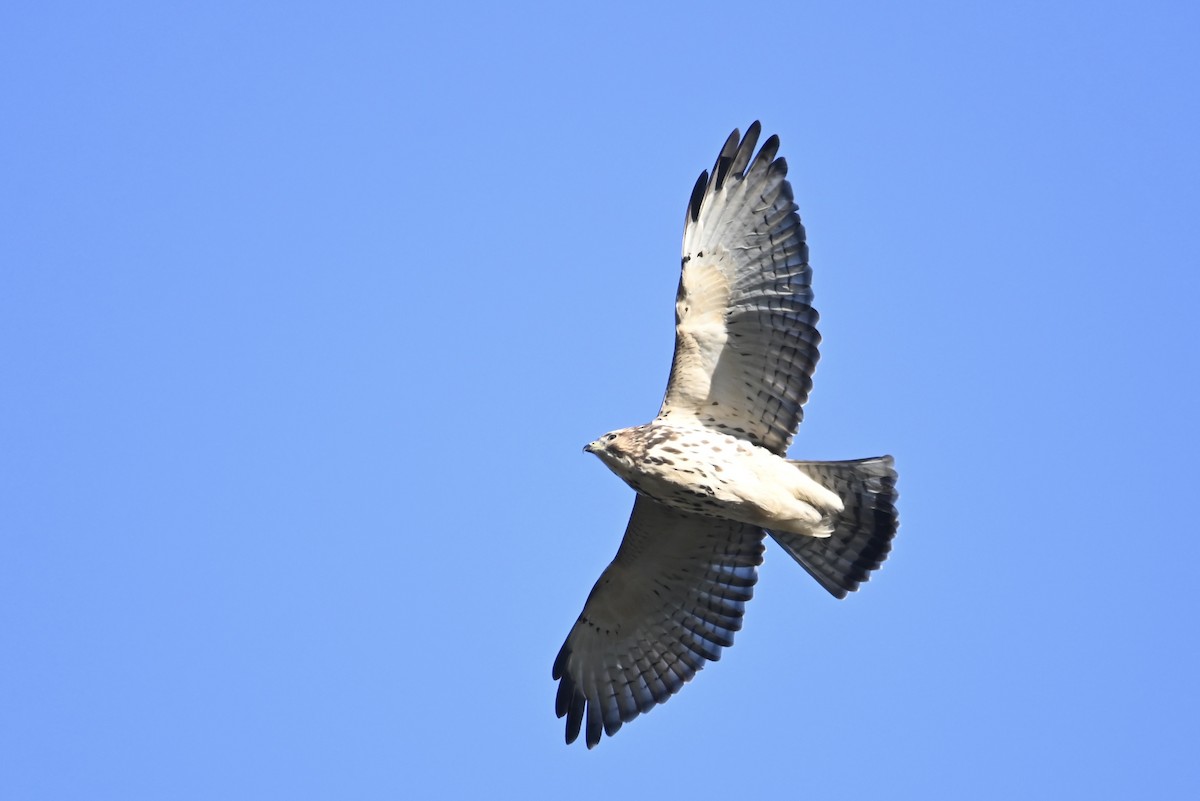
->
[768, 456, 898, 598]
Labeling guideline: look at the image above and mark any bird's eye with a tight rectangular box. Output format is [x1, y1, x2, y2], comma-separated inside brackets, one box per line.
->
[605, 434, 616, 441]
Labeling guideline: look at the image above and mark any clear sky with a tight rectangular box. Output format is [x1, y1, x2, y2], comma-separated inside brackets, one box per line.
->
[3, 2, 1198, 798]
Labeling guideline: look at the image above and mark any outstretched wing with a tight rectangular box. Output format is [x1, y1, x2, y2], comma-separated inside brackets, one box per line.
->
[552, 496, 765, 748]
[658, 122, 820, 455]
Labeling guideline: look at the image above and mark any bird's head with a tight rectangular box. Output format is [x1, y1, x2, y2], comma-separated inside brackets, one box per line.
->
[584, 431, 620, 456]
[584, 430, 636, 474]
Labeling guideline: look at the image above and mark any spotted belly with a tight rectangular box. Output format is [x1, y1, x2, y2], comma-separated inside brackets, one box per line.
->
[621, 467, 735, 518]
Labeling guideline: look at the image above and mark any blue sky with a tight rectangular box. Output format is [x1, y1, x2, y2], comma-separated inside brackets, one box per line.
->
[3, 1, 1198, 798]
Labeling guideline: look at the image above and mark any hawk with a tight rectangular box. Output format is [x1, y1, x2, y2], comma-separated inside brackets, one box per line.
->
[553, 122, 899, 748]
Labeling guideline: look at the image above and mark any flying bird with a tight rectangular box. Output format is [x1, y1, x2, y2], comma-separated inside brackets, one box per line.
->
[552, 122, 899, 748]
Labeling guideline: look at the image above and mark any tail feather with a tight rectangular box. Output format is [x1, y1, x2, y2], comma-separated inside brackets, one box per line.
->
[768, 456, 898, 599]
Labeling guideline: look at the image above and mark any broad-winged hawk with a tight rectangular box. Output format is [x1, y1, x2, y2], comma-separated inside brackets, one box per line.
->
[553, 123, 898, 748]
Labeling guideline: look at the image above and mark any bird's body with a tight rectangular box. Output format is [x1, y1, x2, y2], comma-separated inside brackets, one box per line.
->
[554, 122, 899, 748]
[586, 424, 843, 535]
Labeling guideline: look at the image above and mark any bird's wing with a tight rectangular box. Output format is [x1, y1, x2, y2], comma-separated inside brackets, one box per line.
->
[552, 495, 765, 748]
[658, 122, 820, 455]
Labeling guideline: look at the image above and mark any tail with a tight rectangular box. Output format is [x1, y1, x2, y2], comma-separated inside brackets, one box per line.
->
[768, 456, 898, 599]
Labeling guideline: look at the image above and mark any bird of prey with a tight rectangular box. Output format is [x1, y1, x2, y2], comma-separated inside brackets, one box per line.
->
[552, 122, 899, 748]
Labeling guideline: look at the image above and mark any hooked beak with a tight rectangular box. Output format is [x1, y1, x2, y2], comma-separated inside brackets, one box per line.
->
[583, 441, 598, 455]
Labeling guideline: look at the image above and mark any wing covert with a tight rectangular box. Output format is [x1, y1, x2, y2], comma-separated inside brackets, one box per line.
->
[659, 122, 820, 455]
[552, 496, 765, 748]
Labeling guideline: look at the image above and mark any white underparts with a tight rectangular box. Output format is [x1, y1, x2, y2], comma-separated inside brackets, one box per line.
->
[594, 423, 843, 538]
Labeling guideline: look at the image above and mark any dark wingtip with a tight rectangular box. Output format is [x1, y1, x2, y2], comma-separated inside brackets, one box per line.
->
[690, 124, 783, 224]
[750, 134, 781, 174]
[564, 686, 584, 744]
[554, 640, 587, 743]
[688, 169, 709, 223]
[714, 127, 741, 170]
[551, 640, 567, 680]
[585, 703, 602, 748]
[712, 127, 741, 192]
